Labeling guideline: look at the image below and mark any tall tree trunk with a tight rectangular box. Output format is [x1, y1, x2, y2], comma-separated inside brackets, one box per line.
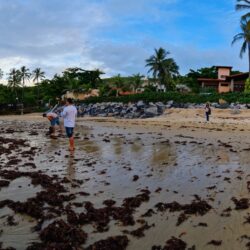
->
[15, 88, 18, 102]
[22, 79, 24, 102]
[37, 79, 40, 106]
[21, 79, 24, 115]
[248, 42, 250, 79]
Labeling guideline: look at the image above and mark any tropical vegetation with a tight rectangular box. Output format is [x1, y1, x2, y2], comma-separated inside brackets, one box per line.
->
[236, 0, 250, 19]
[145, 47, 179, 91]
[232, 17, 250, 77]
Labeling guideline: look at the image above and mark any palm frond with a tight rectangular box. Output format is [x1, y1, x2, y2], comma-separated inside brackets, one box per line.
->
[237, 0, 250, 4]
[232, 33, 245, 45]
[240, 40, 247, 58]
[236, 4, 250, 10]
[241, 12, 250, 19]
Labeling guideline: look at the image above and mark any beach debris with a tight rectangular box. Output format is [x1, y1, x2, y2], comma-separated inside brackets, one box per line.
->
[232, 197, 249, 210]
[133, 175, 139, 181]
[0, 180, 10, 188]
[123, 222, 154, 238]
[27, 220, 87, 249]
[207, 240, 222, 246]
[85, 235, 129, 250]
[152, 237, 192, 250]
[155, 197, 212, 226]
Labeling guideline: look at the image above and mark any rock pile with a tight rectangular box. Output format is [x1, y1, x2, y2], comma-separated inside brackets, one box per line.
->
[78, 101, 166, 119]
[76, 100, 250, 119]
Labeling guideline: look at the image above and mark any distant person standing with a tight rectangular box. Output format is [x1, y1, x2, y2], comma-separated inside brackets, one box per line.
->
[205, 103, 211, 122]
[61, 98, 77, 151]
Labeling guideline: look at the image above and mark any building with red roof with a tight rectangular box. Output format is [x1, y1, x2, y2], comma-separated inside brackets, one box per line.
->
[198, 66, 248, 93]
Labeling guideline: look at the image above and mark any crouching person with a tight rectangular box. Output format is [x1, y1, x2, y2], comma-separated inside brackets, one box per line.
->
[43, 112, 60, 138]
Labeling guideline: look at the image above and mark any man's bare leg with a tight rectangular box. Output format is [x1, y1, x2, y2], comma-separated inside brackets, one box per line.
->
[69, 137, 75, 151]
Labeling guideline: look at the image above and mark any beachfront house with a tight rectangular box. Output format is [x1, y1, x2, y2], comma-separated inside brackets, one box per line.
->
[142, 78, 166, 92]
[62, 89, 99, 101]
[198, 66, 248, 93]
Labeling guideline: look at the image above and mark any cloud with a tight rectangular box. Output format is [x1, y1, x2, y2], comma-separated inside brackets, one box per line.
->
[0, 0, 247, 83]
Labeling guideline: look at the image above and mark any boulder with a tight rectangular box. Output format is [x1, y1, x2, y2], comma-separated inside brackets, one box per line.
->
[167, 100, 174, 106]
[156, 102, 165, 108]
[218, 103, 230, 109]
[137, 101, 145, 108]
[145, 106, 158, 116]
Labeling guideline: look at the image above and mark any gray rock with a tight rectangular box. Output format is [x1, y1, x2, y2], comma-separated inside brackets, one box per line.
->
[240, 104, 247, 109]
[156, 102, 165, 108]
[167, 100, 174, 106]
[145, 106, 158, 116]
[218, 103, 230, 109]
[149, 102, 157, 107]
[137, 101, 145, 108]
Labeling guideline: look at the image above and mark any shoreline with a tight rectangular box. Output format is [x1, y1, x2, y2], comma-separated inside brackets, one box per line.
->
[2, 108, 250, 132]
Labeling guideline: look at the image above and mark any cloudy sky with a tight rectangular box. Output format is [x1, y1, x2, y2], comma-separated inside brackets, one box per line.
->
[0, 0, 247, 80]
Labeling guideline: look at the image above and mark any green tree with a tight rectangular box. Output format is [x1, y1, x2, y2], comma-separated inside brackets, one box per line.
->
[63, 78, 87, 100]
[33, 68, 45, 104]
[232, 17, 250, 77]
[8, 68, 21, 100]
[144, 84, 157, 92]
[63, 68, 104, 89]
[145, 48, 179, 91]
[87, 69, 104, 89]
[245, 78, 250, 92]
[0, 84, 10, 104]
[20, 66, 31, 88]
[187, 66, 217, 79]
[111, 74, 125, 96]
[132, 73, 144, 93]
[20, 66, 31, 107]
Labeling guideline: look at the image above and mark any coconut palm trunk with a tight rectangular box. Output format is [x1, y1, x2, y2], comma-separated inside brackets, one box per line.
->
[21, 79, 25, 115]
[248, 42, 250, 78]
[37, 79, 40, 106]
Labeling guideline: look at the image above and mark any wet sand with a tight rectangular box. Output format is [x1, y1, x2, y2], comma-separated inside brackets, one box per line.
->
[1, 110, 250, 249]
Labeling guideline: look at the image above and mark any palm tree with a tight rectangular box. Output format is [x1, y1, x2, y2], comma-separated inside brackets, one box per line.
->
[111, 74, 124, 96]
[33, 68, 45, 104]
[89, 69, 105, 89]
[8, 68, 21, 100]
[132, 73, 144, 93]
[19, 66, 30, 114]
[236, 0, 250, 18]
[145, 48, 179, 91]
[232, 17, 250, 77]
[20, 66, 31, 86]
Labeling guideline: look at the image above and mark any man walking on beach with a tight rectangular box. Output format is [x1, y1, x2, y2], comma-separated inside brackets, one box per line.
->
[61, 98, 77, 151]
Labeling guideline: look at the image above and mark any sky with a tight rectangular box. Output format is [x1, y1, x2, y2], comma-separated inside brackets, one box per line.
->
[0, 0, 247, 81]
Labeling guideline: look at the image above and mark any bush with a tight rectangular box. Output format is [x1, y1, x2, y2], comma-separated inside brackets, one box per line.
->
[81, 92, 250, 105]
[244, 78, 250, 93]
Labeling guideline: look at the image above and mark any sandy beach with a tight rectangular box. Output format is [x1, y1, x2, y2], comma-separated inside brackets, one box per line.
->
[1, 109, 250, 249]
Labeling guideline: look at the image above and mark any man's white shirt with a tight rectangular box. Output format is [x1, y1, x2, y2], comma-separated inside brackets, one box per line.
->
[61, 105, 77, 127]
